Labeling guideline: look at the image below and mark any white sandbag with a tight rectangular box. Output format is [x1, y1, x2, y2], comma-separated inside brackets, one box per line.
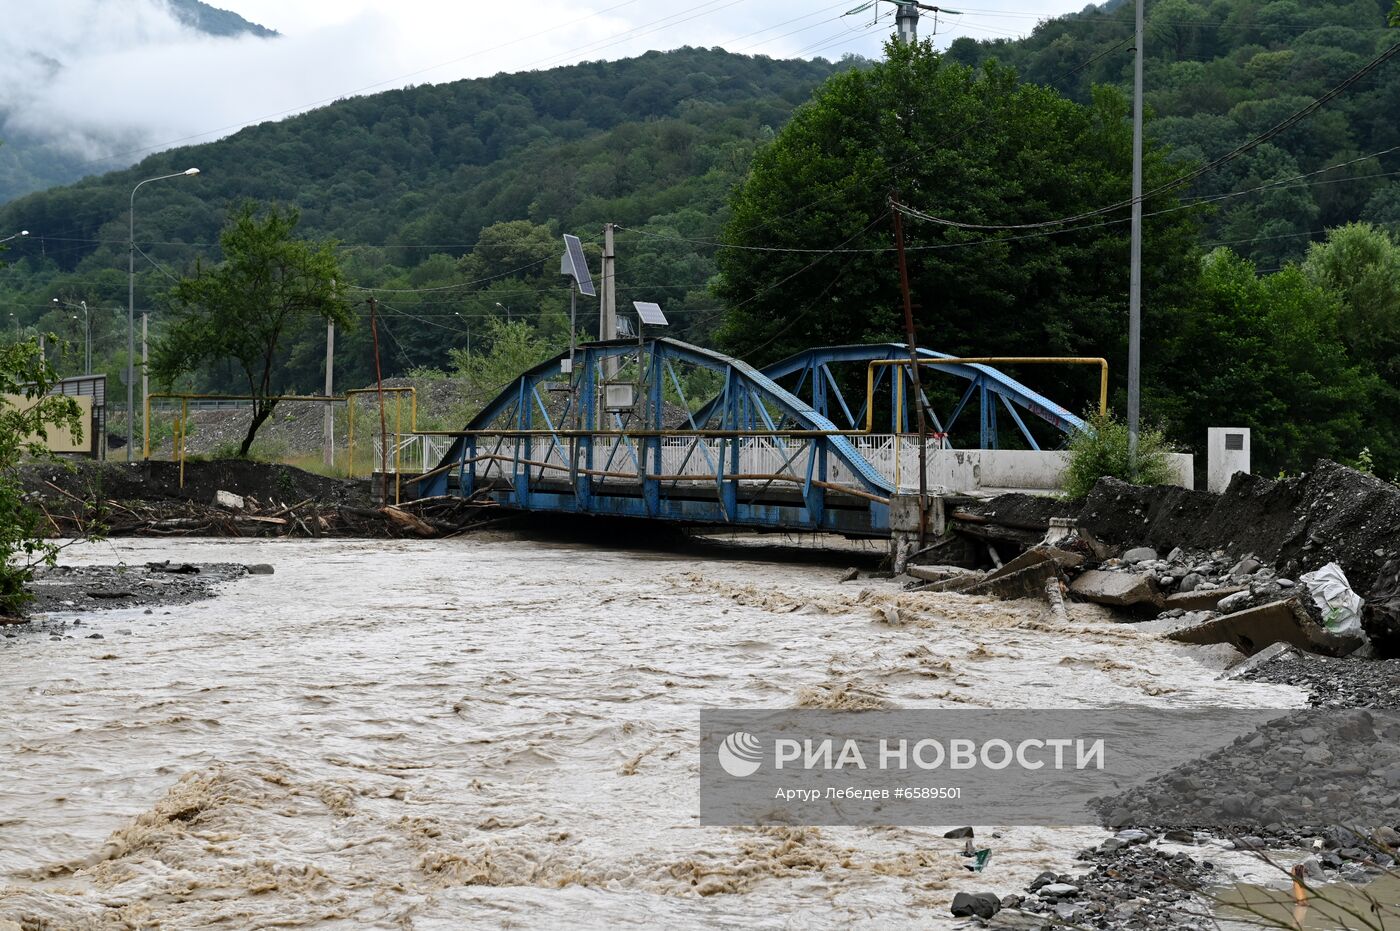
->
[1299, 562, 1365, 636]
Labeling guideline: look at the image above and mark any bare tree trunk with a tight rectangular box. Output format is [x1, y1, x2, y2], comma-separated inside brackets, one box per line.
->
[239, 398, 279, 457]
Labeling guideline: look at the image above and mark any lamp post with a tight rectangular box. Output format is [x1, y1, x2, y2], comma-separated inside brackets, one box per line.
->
[128, 168, 199, 461]
[53, 298, 90, 374]
[0, 230, 29, 245]
[494, 301, 511, 322]
[455, 312, 471, 357]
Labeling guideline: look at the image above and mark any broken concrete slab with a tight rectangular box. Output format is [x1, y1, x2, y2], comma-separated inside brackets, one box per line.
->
[906, 564, 973, 583]
[1167, 597, 1365, 657]
[1163, 585, 1247, 612]
[1070, 570, 1164, 608]
[962, 560, 1062, 600]
[1221, 641, 1302, 680]
[984, 545, 1084, 583]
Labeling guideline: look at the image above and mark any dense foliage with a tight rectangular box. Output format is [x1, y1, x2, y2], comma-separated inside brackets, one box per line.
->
[0, 340, 82, 616]
[2, 0, 1399, 477]
[945, 0, 1400, 267]
[715, 42, 1201, 383]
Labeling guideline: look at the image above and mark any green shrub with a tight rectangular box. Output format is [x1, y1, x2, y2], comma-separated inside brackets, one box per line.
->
[1, 339, 84, 617]
[1063, 411, 1178, 500]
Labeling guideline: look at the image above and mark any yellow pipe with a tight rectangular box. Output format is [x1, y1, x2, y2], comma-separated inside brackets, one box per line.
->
[864, 357, 1109, 434]
[345, 387, 417, 481]
[179, 396, 188, 489]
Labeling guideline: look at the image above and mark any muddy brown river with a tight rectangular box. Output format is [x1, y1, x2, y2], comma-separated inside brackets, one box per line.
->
[1, 537, 1305, 928]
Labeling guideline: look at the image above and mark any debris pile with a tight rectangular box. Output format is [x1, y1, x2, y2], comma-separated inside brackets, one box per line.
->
[921, 461, 1398, 663]
[32, 485, 497, 540]
[20, 460, 500, 540]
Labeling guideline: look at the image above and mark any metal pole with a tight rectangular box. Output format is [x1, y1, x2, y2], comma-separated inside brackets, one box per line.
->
[1127, 0, 1145, 473]
[127, 168, 199, 463]
[128, 190, 136, 462]
[82, 301, 90, 374]
[601, 223, 617, 380]
[324, 320, 335, 469]
[141, 312, 149, 458]
[892, 203, 930, 543]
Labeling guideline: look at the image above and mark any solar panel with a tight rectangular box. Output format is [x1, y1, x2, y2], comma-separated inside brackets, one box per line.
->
[633, 301, 668, 326]
[561, 234, 596, 297]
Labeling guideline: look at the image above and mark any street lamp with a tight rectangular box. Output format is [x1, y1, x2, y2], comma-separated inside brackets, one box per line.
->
[53, 298, 90, 374]
[495, 301, 511, 322]
[0, 230, 29, 245]
[455, 312, 471, 357]
[128, 168, 199, 461]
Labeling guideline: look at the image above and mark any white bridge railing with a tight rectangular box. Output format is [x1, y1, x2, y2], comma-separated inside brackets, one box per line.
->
[392, 432, 1195, 494]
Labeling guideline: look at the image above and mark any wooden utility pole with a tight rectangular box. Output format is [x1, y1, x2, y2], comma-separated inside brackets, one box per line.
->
[324, 320, 335, 469]
[141, 313, 149, 458]
[892, 201, 929, 543]
[368, 298, 388, 507]
[1128, 0, 1146, 473]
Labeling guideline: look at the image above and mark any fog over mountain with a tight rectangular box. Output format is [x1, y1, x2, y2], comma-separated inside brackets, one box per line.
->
[0, 0, 373, 201]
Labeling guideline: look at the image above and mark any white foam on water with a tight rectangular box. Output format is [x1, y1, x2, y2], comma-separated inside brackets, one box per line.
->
[0, 536, 1306, 928]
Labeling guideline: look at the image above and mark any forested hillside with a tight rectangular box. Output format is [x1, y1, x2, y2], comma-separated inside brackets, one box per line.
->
[946, 0, 1399, 265]
[0, 48, 846, 392]
[2, 0, 1398, 474]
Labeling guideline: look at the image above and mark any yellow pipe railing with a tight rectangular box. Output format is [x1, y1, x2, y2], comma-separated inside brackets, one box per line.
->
[864, 357, 1109, 435]
[345, 387, 418, 504]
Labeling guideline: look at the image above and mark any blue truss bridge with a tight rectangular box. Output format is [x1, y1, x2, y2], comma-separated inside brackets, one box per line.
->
[411, 338, 1092, 537]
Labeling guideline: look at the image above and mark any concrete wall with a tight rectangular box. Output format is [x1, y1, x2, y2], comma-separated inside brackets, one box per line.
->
[896, 448, 1195, 494]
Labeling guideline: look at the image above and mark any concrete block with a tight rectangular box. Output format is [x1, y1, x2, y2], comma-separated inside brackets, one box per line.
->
[1164, 585, 1247, 612]
[985, 545, 1084, 582]
[1070, 570, 1163, 608]
[214, 490, 245, 510]
[1167, 597, 1365, 657]
[1208, 427, 1251, 493]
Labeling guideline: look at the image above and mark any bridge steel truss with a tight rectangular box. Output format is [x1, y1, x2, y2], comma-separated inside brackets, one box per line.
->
[418, 338, 1085, 535]
[698, 344, 1087, 451]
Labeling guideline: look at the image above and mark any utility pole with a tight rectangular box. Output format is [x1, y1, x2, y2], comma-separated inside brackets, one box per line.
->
[895, 2, 919, 43]
[892, 202, 930, 543]
[1127, 0, 1145, 473]
[601, 223, 618, 380]
[141, 312, 149, 457]
[324, 320, 335, 469]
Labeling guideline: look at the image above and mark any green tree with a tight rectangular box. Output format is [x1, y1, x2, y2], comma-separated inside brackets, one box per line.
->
[0, 339, 82, 617]
[1302, 222, 1400, 471]
[1302, 222, 1400, 354]
[715, 41, 1202, 395]
[1153, 249, 1375, 475]
[448, 318, 561, 418]
[153, 204, 352, 456]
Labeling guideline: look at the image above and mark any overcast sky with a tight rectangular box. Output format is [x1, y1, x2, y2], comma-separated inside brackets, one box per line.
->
[1, 0, 1095, 170]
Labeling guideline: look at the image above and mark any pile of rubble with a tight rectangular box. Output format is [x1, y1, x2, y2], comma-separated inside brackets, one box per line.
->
[914, 461, 1399, 668]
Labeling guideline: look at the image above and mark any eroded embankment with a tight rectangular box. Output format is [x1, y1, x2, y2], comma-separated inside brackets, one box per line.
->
[968, 460, 1400, 599]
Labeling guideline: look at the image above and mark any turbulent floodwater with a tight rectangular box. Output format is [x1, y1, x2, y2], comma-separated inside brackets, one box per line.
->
[0, 536, 1306, 929]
